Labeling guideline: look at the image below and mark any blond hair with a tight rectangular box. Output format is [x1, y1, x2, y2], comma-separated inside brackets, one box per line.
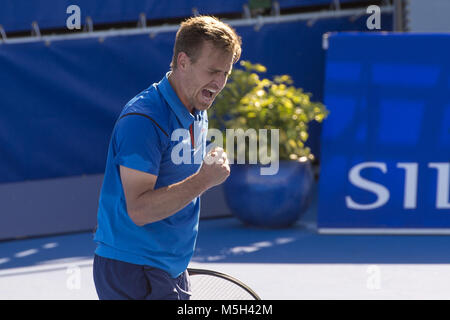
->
[170, 15, 242, 69]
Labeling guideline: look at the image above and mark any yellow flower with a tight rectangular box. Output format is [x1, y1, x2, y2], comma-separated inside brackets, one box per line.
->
[254, 64, 267, 73]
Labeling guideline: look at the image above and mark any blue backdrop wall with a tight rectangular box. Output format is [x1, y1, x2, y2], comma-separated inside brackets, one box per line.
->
[0, 0, 376, 32]
[0, 14, 393, 184]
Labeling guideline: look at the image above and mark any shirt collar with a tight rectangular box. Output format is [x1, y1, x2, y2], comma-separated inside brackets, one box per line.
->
[158, 71, 199, 129]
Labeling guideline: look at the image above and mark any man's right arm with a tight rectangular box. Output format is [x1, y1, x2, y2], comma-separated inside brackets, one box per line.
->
[121, 147, 229, 226]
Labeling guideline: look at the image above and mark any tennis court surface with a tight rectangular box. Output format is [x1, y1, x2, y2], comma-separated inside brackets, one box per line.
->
[2, 184, 450, 300]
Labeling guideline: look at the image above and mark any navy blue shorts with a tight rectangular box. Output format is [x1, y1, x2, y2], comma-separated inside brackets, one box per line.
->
[93, 254, 191, 300]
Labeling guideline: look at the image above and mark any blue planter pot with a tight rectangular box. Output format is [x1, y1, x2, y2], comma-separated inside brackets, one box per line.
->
[223, 160, 314, 228]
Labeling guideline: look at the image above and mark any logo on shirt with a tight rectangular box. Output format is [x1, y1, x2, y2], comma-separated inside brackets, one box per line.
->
[170, 127, 280, 175]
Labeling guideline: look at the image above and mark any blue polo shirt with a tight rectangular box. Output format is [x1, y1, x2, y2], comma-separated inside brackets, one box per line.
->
[94, 72, 208, 278]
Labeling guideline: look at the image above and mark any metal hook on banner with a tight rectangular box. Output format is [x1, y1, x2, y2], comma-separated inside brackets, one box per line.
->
[31, 21, 41, 38]
[306, 18, 317, 27]
[192, 7, 200, 17]
[149, 25, 161, 39]
[253, 15, 264, 31]
[243, 4, 251, 19]
[84, 16, 93, 33]
[271, 1, 280, 17]
[0, 25, 7, 44]
[137, 13, 147, 28]
[331, 0, 341, 11]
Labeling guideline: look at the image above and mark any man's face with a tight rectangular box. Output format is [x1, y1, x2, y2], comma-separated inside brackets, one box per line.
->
[182, 41, 234, 112]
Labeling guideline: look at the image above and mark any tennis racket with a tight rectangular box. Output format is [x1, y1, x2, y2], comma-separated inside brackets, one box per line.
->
[187, 268, 261, 300]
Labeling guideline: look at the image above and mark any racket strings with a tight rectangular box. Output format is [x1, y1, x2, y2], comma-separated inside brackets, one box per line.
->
[189, 274, 256, 300]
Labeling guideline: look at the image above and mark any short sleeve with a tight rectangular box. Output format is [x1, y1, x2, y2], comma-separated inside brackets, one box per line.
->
[113, 114, 167, 176]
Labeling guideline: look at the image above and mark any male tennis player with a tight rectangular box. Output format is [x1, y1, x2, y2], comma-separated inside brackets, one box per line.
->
[93, 16, 242, 300]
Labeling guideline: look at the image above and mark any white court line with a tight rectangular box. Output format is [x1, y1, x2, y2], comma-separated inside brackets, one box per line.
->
[14, 249, 39, 258]
[0, 258, 93, 277]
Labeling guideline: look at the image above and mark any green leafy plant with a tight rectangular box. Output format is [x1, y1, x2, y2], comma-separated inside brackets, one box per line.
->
[208, 60, 329, 162]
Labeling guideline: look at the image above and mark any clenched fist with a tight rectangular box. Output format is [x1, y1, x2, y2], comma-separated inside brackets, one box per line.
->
[197, 147, 230, 189]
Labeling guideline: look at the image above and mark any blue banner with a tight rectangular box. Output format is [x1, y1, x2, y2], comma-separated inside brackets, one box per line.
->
[0, 0, 378, 32]
[318, 33, 450, 233]
[0, 15, 389, 184]
[0, 0, 247, 32]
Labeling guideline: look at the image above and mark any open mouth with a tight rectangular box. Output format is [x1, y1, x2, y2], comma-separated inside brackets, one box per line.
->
[201, 88, 217, 101]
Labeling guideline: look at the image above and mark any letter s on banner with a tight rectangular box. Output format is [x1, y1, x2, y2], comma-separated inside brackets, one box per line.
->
[345, 162, 390, 210]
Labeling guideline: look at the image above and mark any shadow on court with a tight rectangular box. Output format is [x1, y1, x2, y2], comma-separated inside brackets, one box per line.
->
[0, 232, 96, 270]
[193, 216, 450, 264]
